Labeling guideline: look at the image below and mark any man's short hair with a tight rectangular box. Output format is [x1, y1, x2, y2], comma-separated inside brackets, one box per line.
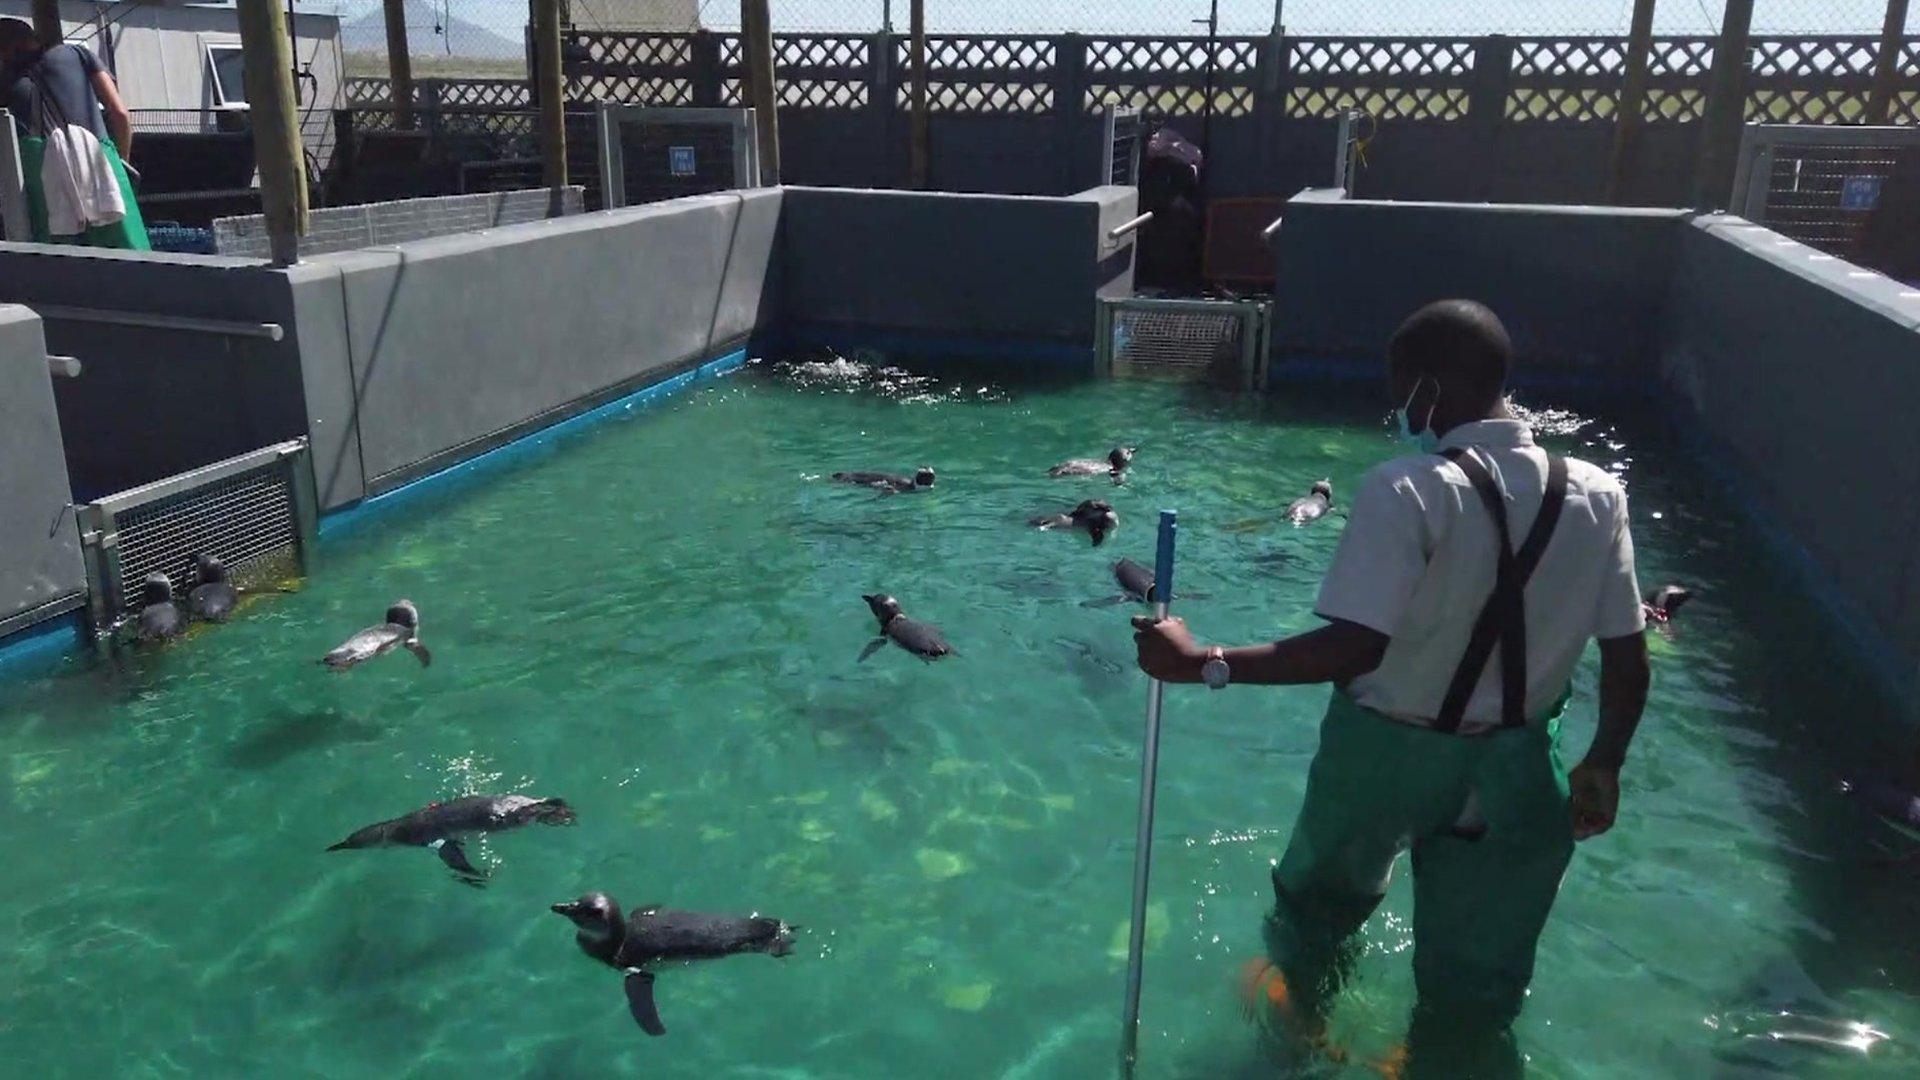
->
[1388, 299, 1513, 394]
[0, 17, 38, 53]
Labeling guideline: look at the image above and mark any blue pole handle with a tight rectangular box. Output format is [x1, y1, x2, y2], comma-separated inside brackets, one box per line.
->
[1152, 510, 1177, 605]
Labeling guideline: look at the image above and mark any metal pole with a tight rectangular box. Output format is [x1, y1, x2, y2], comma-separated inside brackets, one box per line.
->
[1866, 0, 1911, 125]
[30, 0, 58, 44]
[1120, 509, 1179, 1077]
[1606, 0, 1657, 204]
[1691, 0, 1754, 209]
[1196, 0, 1220, 202]
[883, 0, 894, 34]
[742, 0, 781, 185]
[1272, 0, 1285, 34]
[237, 0, 307, 265]
[532, 0, 567, 215]
[909, 0, 929, 188]
[382, 0, 415, 129]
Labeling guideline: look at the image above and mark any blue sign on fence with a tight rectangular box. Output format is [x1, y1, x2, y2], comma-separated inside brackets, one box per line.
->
[669, 146, 697, 177]
[1841, 175, 1883, 211]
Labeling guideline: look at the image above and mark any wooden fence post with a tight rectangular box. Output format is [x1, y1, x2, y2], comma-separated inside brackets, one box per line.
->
[1867, 0, 1911, 125]
[1607, 0, 1658, 204]
[383, 0, 415, 129]
[30, 0, 58, 43]
[742, 0, 781, 185]
[690, 29, 722, 108]
[532, 0, 567, 214]
[1692, 0, 1754, 209]
[872, 27, 896, 187]
[909, 0, 929, 189]
[1058, 32, 1084, 192]
[1257, 25, 1290, 182]
[236, 0, 307, 265]
[1468, 35, 1515, 201]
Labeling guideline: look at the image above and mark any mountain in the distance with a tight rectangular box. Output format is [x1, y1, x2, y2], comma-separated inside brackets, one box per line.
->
[338, 0, 520, 59]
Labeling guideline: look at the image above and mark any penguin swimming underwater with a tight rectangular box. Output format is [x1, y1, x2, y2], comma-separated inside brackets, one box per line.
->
[831, 467, 936, 494]
[1643, 585, 1693, 625]
[187, 554, 239, 623]
[858, 593, 953, 661]
[1049, 447, 1135, 481]
[1286, 480, 1334, 525]
[551, 892, 796, 1037]
[328, 794, 576, 881]
[1030, 500, 1119, 546]
[136, 573, 185, 642]
[321, 600, 431, 671]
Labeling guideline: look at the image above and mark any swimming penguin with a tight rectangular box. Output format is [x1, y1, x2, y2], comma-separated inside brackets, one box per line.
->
[551, 892, 796, 1037]
[858, 593, 953, 661]
[328, 793, 576, 881]
[1049, 447, 1136, 481]
[1643, 585, 1693, 625]
[1840, 777, 1920, 843]
[831, 467, 936, 494]
[321, 600, 431, 671]
[135, 572, 186, 642]
[1286, 480, 1334, 525]
[1030, 500, 1119, 546]
[187, 554, 239, 623]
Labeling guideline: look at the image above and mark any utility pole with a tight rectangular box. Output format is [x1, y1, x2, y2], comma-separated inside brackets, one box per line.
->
[532, 0, 567, 214]
[742, 0, 781, 184]
[1866, 0, 1911, 125]
[1607, 0, 1657, 204]
[383, 0, 415, 129]
[236, 0, 307, 265]
[1691, 0, 1754, 209]
[29, 0, 58, 44]
[909, 0, 928, 188]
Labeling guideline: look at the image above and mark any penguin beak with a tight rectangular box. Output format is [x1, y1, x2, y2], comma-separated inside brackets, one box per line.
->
[550, 901, 577, 917]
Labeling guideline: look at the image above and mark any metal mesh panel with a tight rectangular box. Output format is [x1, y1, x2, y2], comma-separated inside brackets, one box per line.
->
[618, 121, 743, 203]
[1763, 142, 1918, 258]
[108, 466, 295, 621]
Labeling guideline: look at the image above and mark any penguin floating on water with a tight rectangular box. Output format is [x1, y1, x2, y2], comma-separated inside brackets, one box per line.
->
[321, 600, 432, 671]
[1049, 447, 1135, 482]
[1643, 585, 1692, 626]
[831, 467, 936, 494]
[187, 554, 239, 623]
[1286, 480, 1334, 525]
[551, 891, 796, 1037]
[328, 794, 576, 883]
[1030, 499, 1119, 546]
[135, 572, 185, 643]
[858, 593, 953, 662]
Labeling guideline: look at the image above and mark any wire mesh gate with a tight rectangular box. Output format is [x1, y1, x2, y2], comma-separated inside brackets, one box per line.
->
[1095, 297, 1270, 389]
[76, 440, 317, 638]
[1730, 124, 1920, 264]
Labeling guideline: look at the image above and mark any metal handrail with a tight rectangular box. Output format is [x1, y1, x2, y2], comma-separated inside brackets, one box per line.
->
[1107, 211, 1154, 240]
[1261, 215, 1284, 246]
[33, 304, 285, 342]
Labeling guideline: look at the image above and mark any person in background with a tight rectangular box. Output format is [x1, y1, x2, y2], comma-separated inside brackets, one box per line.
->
[0, 16, 148, 249]
[1132, 300, 1652, 1077]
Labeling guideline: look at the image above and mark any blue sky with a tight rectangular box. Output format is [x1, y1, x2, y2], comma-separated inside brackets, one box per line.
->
[300, 1, 1914, 38]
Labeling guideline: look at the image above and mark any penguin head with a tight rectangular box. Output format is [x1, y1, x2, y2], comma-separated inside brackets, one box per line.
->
[913, 467, 937, 489]
[193, 553, 229, 584]
[531, 798, 578, 826]
[142, 572, 173, 605]
[551, 892, 622, 938]
[1108, 447, 1135, 472]
[862, 593, 903, 626]
[1650, 585, 1692, 617]
[1074, 501, 1120, 547]
[1310, 480, 1334, 502]
[385, 600, 421, 630]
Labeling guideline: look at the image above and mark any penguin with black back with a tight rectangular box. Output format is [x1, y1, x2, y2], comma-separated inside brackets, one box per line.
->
[187, 553, 240, 622]
[136, 573, 186, 642]
[858, 594, 953, 662]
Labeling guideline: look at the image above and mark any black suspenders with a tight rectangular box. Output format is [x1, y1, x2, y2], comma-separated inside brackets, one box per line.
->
[1433, 448, 1570, 733]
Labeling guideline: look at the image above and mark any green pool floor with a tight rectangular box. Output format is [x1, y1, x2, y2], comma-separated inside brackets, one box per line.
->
[1, 358, 1917, 1077]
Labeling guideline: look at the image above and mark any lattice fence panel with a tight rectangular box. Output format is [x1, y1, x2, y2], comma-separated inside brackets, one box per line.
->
[430, 79, 531, 109]
[1082, 36, 1259, 116]
[1505, 38, 1625, 122]
[345, 76, 390, 104]
[893, 36, 1056, 114]
[1641, 38, 1717, 122]
[1286, 38, 1476, 120]
[1746, 36, 1882, 125]
[720, 33, 872, 110]
[1897, 41, 1920, 124]
[1291, 37, 1476, 77]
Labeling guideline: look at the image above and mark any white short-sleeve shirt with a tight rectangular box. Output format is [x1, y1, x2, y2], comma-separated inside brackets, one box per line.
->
[1314, 419, 1644, 734]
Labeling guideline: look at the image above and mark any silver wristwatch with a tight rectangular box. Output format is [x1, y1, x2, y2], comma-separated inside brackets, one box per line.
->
[1201, 646, 1231, 690]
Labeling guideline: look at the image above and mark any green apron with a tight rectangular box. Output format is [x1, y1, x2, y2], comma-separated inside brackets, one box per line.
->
[1263, 689, 1575, 1030]
[19, 135, 151, 251]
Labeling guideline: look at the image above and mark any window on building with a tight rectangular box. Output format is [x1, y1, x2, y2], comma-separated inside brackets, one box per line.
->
[207, 44, 247, 109]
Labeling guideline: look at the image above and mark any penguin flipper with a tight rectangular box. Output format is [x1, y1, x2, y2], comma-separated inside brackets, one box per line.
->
[623, 970, 667, 1036]
[406, 639, 433, 668]
[430, 838, 483, 880]
[857, 638, 888, 663]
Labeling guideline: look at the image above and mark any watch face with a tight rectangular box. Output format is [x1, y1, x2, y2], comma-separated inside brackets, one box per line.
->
[1201, 657, 1230, 689]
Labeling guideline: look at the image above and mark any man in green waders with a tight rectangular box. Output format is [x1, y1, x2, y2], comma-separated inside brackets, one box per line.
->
[0, 17, 149, 249]
[1133, 300, 1651, 1077]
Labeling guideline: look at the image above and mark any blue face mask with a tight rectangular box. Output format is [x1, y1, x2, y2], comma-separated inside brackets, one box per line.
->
[1394, 378, 1441, 453]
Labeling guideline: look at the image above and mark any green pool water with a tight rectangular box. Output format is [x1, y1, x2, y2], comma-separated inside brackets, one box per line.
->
[3, 357, 1918, 1078]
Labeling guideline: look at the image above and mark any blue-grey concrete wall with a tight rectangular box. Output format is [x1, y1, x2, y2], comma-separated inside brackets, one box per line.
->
[0, 305, 85, 635]
[1269, 190, 1689, 382]
[779, 185, 1136, 360]
[296, 188, 786, 507]
[1660, 217, 1920, 682]
[0, 245, 307, 500]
